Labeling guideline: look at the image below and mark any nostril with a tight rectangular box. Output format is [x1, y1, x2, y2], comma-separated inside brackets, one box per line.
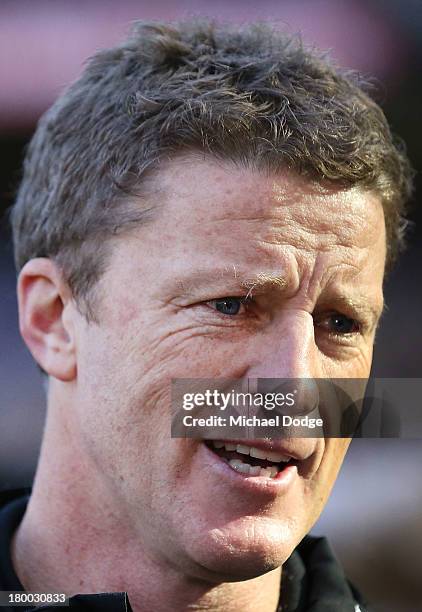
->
[289, 378, 320, 416]
[257, 378, 320, 417]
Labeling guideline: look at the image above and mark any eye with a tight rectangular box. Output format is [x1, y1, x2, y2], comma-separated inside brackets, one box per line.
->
[317, 313, 360, 335]
[209, 297, 244, 316]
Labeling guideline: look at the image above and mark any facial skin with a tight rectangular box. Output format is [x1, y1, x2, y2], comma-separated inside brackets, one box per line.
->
[15, 154, 386, 611]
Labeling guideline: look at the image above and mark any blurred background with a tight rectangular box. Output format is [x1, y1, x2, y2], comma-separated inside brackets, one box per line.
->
[0, 1, 421, 610]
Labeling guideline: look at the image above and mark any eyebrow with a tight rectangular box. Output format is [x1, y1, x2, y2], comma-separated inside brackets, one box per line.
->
[175, 268, 288, 296]
[317, 295, 384, 330]
[239, 272, 288, 297]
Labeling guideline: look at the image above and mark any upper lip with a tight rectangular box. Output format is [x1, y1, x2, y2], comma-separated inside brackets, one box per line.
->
[209, 438, 316, 462]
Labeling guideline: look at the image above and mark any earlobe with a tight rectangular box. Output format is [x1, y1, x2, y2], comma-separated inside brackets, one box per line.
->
[17, 258, 77, 382]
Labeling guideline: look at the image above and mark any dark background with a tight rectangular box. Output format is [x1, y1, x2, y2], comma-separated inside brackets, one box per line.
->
[0, 1, 421, 611]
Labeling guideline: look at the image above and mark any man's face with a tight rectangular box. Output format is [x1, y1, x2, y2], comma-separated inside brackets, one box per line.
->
[69, 154, 386, 581]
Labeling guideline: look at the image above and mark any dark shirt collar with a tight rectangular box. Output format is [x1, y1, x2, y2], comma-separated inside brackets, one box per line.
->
[0, 489, 367, 611]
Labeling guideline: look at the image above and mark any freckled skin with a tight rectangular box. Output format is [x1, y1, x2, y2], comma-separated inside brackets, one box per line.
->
[71, 155, 385, 571]
[15, 153, 387, 610]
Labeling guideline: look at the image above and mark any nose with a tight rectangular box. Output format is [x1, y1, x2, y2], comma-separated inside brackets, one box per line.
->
[247, 309, 319, 416]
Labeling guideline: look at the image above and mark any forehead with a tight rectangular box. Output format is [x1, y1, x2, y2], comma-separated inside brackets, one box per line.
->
[145, 154, 386, 260]
[106, 153, 386, 326]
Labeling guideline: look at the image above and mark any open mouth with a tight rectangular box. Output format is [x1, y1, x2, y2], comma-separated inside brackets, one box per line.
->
[205, 440, 298, 479]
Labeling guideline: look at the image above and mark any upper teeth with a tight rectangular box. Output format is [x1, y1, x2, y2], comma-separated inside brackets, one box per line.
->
[212, 441, 291, 463]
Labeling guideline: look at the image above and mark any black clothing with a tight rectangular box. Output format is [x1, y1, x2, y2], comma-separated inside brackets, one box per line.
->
[0, 489, 370, 611]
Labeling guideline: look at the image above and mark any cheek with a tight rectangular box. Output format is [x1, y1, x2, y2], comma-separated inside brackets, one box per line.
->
[73, 319, 197, 471]
[315, 439, 350, 500]
[122, 318, 251, 381]
[298, 439, 350, 532]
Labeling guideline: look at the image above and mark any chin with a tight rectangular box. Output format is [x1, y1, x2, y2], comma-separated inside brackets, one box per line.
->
[188, 517, 299, 582]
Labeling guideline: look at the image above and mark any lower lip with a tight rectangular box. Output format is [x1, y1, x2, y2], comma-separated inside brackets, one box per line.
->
[201, 442, 299, 494]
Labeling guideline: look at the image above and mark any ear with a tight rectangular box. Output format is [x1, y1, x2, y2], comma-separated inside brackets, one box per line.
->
[17, 258, 77, 381]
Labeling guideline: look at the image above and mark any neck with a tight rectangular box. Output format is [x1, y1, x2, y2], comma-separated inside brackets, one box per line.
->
[11, 396, 282, 612]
